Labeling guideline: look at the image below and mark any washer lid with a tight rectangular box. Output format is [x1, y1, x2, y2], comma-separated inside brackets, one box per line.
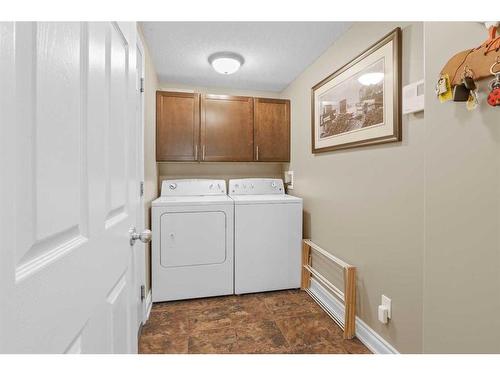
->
[229, 194, 302, 205]
[152, 194, 233, 207]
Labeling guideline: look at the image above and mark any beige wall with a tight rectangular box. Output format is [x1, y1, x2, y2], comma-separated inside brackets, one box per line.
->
[139, 27, 159, 292]
[158, 163, 284, 190]
[158, 82, 282, 98]
[423, 22, 500, 353]
[281, 22, 425, 353]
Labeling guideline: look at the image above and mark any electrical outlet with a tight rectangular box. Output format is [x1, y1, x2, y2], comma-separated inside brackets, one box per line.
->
[378, 295, 392, 324]
[284, 171, 294, 189]
[378, 305, 389, 324]
[381, 295, 392, 319]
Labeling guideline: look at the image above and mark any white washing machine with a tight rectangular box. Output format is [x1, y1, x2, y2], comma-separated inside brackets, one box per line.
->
[229, 178, 303, 294]
[152, 179, 234, 302]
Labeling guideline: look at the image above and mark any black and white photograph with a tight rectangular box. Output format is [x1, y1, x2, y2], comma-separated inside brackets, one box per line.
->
[318, 58, 385, 139]
[312, 28, 401, 153]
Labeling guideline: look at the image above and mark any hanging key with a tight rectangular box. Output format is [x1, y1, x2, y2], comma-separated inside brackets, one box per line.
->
[452, 83, 470, 102]
[463, 76, 477, 91]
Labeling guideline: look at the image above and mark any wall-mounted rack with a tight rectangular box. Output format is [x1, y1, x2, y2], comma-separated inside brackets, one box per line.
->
[441, 23, 500, 86]
[301, 239, 356, 340]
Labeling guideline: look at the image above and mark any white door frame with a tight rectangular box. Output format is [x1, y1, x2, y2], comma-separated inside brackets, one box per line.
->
[135, 32, 147, 328]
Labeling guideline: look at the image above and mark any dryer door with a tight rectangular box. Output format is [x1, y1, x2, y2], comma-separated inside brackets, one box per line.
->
[160, 211, 227, 267]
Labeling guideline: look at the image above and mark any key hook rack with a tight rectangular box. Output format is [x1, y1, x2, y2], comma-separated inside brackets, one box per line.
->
[440, 22, 500, 87]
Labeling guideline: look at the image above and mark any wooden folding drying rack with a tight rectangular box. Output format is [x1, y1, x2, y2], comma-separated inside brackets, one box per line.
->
[301, 239, 357, 339]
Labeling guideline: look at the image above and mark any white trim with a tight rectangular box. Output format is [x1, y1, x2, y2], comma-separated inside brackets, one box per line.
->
[135, 32, 148, 332]
[309, 278, 399, 354]
[143, 290, 152, 323]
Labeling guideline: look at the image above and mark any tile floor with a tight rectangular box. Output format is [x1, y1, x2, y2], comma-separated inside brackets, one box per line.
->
[139, 289, 370, 354]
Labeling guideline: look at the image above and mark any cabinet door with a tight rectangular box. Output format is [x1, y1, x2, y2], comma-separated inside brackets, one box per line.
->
[201, 94, 254, 162]
[156, 91, 200, 161]
[254, 98, 290, 162]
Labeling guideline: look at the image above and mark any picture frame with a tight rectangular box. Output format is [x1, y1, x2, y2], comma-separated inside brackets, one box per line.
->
[311, 27, 402, 153]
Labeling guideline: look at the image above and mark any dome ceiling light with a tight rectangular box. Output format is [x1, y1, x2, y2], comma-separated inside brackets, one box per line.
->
[208, 52, 244, 75]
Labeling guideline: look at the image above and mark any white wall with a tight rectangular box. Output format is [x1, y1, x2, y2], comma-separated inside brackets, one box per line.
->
[281, 22, 425, 353]
[423, 22, 500, 353]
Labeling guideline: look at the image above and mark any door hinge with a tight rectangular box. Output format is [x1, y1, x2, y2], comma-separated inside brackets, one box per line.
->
[140, 77, 144, 93]
[140, 181, 144, 197]
[140, 285, 145, 301]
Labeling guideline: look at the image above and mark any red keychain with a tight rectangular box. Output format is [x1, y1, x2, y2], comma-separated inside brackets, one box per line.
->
[487, 58, 500, 107]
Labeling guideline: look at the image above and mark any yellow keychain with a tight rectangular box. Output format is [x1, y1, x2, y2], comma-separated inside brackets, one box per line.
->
[466, 91, 479, 111]
[436, 74, 453, 103]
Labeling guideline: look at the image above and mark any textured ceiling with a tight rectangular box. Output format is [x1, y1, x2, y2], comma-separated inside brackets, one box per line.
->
[140, 22, 351, 92]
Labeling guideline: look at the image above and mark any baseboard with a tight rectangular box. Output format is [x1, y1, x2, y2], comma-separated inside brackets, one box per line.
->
[309, 278, 399, 354]
[143, 290, 152, 323]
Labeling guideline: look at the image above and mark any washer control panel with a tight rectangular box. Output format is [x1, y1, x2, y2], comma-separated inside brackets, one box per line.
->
[161, 179, 226, 196]
[229, 178, 284, 195]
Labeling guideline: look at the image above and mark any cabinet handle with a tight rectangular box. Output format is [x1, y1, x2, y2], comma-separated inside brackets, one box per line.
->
[195, 144, 198, 160]
[202, 145, 205, 161]
[256, 145, 259, 161]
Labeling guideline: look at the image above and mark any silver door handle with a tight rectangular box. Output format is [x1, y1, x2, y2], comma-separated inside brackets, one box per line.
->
[256, 145, 259, 161]
[129, 226, 152, 246]
[195, 144, 198, 160]
[202, 145, 206, 161]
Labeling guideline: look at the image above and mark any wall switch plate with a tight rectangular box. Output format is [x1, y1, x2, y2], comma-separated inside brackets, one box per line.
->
[403, 79, 424, 114]
[381, 294, 392, 319]
[284, 171, 294, 189]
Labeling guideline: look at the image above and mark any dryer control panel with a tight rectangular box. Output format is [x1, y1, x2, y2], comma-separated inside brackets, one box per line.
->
[161, 179, 226, 196]
[229, 178, 284, 195]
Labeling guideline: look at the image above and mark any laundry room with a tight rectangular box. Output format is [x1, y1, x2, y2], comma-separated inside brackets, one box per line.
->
[2, 3, 500, 367]
[136, 20, 500, 356]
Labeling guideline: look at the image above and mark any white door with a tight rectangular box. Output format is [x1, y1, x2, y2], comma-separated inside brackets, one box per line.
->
[0, 22, 145, 353]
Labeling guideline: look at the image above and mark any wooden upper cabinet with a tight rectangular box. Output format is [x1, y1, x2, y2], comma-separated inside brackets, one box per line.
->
[201, 95, 254, 162]
[156, 91, 200, 161]
[254, 98, 290, 162]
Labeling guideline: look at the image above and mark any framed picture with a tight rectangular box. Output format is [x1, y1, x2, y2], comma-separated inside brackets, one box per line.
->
[311, 28, 402, 153]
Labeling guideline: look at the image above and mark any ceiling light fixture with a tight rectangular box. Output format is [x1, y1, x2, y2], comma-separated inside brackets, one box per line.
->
[358, 72, 384, 86]
[208, 52, 244, 75]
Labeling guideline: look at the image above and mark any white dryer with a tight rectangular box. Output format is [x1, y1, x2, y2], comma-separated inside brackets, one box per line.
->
[152, 179, 234, 302]
[229, 178, 303, 294]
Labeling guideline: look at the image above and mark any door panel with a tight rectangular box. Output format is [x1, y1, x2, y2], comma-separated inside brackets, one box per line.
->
[14, 22, 88, 281]
[106, 273, 130, 353]
[107, 23, 129, 224]
[201, 94, 254, 161]
[254, 98, 290, 162]
[156, 91, 200, 161]
[0, 22, 140, 353]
